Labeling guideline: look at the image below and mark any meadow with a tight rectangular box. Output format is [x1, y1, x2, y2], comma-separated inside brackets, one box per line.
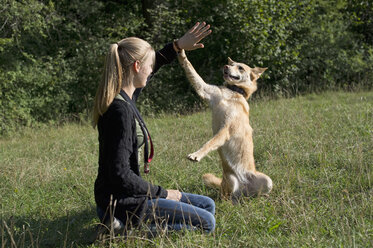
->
[1, 91, 372, 247]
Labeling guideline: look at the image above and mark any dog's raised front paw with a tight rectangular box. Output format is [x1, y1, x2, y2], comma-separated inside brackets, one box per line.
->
[187, 152, 201, 162]
[177, 49, 187, 62]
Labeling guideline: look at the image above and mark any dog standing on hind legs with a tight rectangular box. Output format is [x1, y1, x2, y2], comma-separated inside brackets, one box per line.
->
[177, 49, 272, 202]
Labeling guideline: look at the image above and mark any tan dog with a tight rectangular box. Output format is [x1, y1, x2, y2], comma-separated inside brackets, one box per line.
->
[178, 49, 272, 201]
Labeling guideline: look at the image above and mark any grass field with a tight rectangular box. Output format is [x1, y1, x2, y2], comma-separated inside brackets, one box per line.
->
[1, 91, 372, 247]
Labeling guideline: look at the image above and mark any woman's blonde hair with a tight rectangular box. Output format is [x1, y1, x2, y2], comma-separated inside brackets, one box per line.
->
[92, 37, 155, 126]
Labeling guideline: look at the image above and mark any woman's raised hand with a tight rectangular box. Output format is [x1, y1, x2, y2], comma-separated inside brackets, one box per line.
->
[177, 22, 212, 51]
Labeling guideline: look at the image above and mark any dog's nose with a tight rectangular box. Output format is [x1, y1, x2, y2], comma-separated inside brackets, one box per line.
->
[224, 65, 229, 69]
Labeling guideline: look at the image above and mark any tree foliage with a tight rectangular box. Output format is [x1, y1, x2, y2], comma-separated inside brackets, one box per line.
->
[1, 0, 372, 134]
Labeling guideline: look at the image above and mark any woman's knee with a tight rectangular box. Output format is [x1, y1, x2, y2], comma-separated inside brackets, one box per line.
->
[203, 212, 216, 233]
[203, 196, 216, 216]
[181, 193, 215, 215]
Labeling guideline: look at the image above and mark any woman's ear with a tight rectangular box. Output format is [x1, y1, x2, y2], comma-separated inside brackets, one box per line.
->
[133, 60, 140, 73]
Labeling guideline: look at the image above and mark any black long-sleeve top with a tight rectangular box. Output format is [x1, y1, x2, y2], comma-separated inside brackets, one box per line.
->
[94, 43, 177, 225]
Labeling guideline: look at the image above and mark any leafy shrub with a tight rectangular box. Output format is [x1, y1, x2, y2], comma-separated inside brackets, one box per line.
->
[0, 0, 372, 134]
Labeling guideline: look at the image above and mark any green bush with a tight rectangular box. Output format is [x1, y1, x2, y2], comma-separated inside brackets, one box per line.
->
[1, 0, 372, 134]
[0, 56, 71, 133]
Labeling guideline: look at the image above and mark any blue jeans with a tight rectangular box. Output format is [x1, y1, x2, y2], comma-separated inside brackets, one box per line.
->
[143, 192, 216, 233]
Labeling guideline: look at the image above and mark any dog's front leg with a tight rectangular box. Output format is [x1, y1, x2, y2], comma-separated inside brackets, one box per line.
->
[188, 125, 230, 162]
[177, 50, 219, 101]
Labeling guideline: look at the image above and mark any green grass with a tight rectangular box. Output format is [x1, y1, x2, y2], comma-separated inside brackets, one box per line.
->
[1, 91, 372, 247]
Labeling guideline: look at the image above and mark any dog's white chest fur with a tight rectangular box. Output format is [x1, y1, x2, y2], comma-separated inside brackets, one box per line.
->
[210, 88, 250, 134]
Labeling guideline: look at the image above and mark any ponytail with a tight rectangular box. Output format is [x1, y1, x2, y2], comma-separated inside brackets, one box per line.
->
[92, 44, 122, 126]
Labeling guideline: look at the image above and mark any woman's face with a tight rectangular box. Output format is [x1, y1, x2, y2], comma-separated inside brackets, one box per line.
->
[133, 52, 154, 88]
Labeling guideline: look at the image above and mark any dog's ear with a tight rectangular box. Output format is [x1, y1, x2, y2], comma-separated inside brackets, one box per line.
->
[228, 57, 234, 65]
[252, 67, 267, 77]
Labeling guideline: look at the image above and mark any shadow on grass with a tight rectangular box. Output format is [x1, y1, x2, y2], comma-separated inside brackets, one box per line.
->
[1, 206, 99, 247]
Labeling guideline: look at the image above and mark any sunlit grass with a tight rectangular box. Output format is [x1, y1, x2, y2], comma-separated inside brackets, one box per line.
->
[1, 91, 372, 247]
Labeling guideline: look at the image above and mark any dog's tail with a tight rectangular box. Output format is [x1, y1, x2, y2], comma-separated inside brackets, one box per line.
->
[202, 173, 222, 189]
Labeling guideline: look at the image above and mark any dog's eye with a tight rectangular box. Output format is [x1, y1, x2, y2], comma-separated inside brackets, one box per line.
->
[238, 66, 244, 71]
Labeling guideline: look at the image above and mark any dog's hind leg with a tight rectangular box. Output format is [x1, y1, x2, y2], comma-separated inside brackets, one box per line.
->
[244, 171, 273, 196]
[221, 173, 240, 201]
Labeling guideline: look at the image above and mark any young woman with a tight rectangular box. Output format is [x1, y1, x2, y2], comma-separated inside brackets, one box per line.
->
[93, 22, 215, 234]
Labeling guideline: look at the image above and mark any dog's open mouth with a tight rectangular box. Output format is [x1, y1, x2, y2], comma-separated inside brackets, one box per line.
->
[223, 68, 240, 80]
[224, 71, 240, 81]
[229, 75, 240, 80]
